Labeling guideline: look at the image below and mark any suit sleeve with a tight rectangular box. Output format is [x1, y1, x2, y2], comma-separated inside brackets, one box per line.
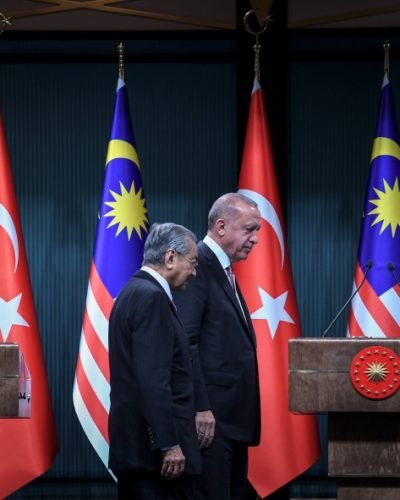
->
[127, 289, 178, 450]
[174, 258, 211, 412]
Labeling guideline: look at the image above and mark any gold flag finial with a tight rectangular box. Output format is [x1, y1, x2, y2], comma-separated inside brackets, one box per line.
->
[243, 9, 269, 82]
[118, 42, 125, 81]
[0, 12, 11, 34]
[383, 41, 390, 78]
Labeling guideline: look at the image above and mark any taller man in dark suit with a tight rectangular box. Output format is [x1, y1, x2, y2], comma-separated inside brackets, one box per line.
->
[108, 222, 201, 500]
[174, 193, 262, 500]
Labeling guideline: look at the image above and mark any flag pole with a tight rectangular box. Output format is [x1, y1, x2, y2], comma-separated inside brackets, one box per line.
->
[383, 40, 390, 78]
[243, 9, 269, 82]
[118, 41, 125, 82]
[242, 14, 268, 498]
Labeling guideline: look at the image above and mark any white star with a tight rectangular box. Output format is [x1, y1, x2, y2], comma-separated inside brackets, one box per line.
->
[0, 293, 29, 342]
[251, 287, 294, 339]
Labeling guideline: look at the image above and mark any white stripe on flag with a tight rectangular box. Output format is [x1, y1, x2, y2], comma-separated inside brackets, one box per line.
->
[351, 285, 386, 338]
[86, 283, 109, 350]
[380, 288, 400, 326]
[72, 377, 110, 469]
[78, 327, 110, 413]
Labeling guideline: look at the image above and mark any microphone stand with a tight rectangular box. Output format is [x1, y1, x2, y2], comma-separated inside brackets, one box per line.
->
[322, 261, 372, 338]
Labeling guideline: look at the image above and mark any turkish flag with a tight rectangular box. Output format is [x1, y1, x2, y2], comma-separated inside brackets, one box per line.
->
[0, 110, 58, 497]
[235, 81, 320, 497]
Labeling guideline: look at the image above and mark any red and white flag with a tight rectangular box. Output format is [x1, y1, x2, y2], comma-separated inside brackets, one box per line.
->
[347, 74, 400, 339]
[235, 80, 320, 497]
[73, 78, 148, 470]
[0, 110, 58, 497]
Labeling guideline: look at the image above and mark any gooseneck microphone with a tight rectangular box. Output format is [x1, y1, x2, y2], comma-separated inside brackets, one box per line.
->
[388, 263, 400, 286]
[322, 260, 373, 338]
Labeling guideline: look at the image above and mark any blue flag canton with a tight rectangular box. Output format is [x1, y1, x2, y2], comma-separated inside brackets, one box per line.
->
[94, 83, 149, 298]
[358, 80, 400, 296]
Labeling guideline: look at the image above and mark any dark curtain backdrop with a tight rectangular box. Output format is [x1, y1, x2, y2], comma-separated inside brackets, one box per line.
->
[1, 32, 400, 498]
[1, 37, 237, 480]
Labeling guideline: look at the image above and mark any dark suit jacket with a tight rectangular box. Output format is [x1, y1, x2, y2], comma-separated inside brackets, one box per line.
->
[174, 241, 260, 445]
[108, 270, 201, 474]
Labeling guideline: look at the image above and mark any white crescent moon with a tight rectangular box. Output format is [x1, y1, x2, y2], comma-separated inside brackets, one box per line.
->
[238, 188, 285, 269]
[0, 203, 19, 272]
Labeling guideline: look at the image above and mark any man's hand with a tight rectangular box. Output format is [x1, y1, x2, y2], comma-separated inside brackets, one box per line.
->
[196, 410, 215, 449]
[161, 445, 186, 480]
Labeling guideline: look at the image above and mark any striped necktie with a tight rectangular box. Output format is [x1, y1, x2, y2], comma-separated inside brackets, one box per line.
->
[226, 266, 236, 290]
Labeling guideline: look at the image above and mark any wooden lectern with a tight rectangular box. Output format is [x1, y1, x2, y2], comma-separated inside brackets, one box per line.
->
[289, 338, 400, 500]
[0, 343, 31, 418]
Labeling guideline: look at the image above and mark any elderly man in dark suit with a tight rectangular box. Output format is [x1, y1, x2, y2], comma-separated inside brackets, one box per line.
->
[174, 193, 262, 500]
[108, 222, 201, 500]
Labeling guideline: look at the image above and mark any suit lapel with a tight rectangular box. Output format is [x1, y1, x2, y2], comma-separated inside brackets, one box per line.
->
[235, 282, 257, 347]
[135, 270, 188, 342]
[198, 242, 257, 347]
[135, 270, 181, 321]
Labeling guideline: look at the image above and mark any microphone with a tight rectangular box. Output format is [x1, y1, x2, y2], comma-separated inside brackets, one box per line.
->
[388, 263, 400, 286]
[322, 260, 373, 337]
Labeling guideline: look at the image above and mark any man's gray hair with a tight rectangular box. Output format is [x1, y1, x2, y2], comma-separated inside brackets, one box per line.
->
[143, 222, 197, 265]
[207, 192, 258, 230]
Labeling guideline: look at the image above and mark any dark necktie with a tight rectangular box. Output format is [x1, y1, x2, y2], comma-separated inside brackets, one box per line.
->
[226, 265, 248, 324]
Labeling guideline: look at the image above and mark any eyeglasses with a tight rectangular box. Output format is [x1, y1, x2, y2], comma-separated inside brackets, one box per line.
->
[178, 253, 198, 269]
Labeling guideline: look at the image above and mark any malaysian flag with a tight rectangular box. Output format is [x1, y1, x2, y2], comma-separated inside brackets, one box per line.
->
[73, 77, 148, 468]
[348, 73, 400, 338]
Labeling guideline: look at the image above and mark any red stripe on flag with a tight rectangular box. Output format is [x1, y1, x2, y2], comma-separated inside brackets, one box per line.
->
[75, 356, 109, 444]
[89, 262, 114, 318]
[82, 309, 110, 382]
[357, 276, 400, 338]
[353, 262, 365, 287]
[347, 306, 365, 337]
